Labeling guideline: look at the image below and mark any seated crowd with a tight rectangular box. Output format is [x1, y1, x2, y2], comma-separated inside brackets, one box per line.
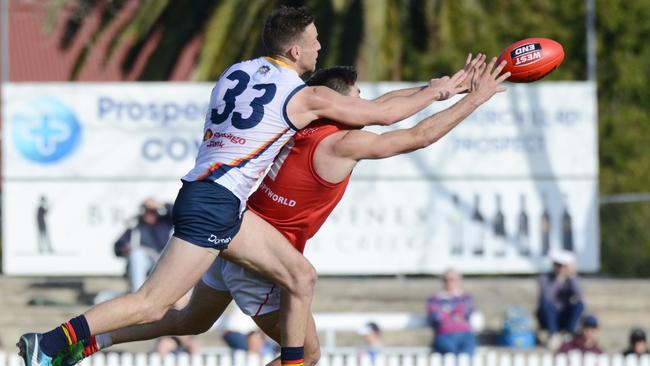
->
[424, 249, 648, 356]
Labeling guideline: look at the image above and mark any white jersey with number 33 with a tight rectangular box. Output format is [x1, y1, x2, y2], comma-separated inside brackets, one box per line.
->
[183, 57, 305, 211]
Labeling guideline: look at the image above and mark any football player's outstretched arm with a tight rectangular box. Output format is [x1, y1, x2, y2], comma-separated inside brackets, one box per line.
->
[333, 58, 509, 161]
[371, 53, 486, 103]
[369, 85, 427, 104]
[288, 67, 468, 129]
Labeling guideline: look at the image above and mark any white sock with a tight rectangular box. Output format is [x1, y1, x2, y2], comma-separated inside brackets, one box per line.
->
[95, 333, 113, 350]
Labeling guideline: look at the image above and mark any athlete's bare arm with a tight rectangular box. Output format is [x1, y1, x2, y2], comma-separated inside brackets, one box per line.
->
[332, 58, 509, 162]
[371, 54, 486, 103]
[287, 67, 468, 129]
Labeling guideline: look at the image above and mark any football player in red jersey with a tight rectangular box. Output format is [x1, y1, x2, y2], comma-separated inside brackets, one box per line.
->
[65, 57, 507, 366]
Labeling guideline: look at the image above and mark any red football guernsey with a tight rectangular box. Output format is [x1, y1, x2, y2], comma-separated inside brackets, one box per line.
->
[247, 121, 351, 253]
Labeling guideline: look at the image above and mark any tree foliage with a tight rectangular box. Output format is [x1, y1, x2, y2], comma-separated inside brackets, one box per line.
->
[52, 0, 650, 276]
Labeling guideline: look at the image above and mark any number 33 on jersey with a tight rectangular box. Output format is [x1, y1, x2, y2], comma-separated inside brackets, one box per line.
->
[183, 57, 306, 210]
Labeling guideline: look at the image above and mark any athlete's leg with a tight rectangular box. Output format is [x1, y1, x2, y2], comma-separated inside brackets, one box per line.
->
[18, 237, 217, 366]
[59, 280, 232, 366]
[110, 280, 232, 344]
[58, 209, 315, 366]
[83, 237, 217, 335]
[22, 189, 311, 365]
[220, 211, 317, 356]
[252, 312, 320, 366]
[20, 181, 244, 366]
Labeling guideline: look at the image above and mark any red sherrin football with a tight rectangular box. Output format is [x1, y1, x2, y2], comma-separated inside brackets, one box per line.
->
[497, 38, 564, 83]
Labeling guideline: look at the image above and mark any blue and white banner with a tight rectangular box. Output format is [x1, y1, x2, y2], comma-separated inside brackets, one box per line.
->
[2, 83, 211, 274]
[2, 82, 598, 275]
[4, 83, 210, 179]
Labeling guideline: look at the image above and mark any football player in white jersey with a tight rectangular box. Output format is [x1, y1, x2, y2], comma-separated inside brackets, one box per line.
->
[19, 7, 475, 366]
[48, 57, 508, 366]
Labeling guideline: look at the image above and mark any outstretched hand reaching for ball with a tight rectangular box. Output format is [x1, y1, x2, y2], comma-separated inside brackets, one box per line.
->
[427, 53, 486, 100]
[427, 69, 468, 101]
[459, 53, 487, 93]
[469, 57, 511, 102]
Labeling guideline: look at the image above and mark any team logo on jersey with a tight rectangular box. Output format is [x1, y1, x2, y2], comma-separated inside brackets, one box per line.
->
[208, 234, 231, 245]
[203, 129, 214, 141]
[213, 132, 246, 145]
[259, 182, 297, 207]
[297, 127, 318, 137]
[206, 140, 224, 149]
[10, 96, 82, 164]
[258, 65, 271, 75]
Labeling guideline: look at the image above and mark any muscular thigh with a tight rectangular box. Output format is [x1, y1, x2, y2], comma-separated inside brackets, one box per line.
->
[138, 236, 218, 309]
[179, 280, 233, 326]
[219, 210, 313, 290]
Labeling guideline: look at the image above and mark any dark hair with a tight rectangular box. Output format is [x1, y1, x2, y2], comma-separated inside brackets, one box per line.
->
[367, 322, 381, 334]
[263, 6, 315, 55]
[630, 328, 646, 343]
[306, 66, 358, 95]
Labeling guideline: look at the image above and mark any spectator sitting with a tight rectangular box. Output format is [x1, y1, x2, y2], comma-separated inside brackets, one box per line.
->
[427, 268, 477, 355]
[537, 249, 584, 349]
[557, 314, 603, 355]
[357, 322, 383, 365]
[114, 198, 172, 292]
[623, 328, 649, 356]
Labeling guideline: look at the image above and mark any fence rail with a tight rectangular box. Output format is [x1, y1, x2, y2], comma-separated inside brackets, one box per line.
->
[1, 350, 650, 366]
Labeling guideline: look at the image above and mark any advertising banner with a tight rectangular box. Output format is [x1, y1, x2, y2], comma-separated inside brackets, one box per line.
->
[2, 82, 597, 275]
[2, 83, 209, 275]
[306, 82, 599, 274]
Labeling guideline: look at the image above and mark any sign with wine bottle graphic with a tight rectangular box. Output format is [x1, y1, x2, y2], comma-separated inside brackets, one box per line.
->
[306, 82, 598, 274]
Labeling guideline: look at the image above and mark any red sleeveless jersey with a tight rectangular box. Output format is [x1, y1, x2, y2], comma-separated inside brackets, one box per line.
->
[247, 121, 351, 253]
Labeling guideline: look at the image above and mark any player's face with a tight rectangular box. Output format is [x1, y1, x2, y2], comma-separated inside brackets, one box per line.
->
[298, 23, 321, 72]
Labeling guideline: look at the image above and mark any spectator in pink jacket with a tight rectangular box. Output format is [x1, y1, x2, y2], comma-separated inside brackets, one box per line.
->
[427, 268, 477, 355]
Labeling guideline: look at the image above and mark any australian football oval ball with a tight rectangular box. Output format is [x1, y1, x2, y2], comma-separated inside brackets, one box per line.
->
[497, 38, 564, 83]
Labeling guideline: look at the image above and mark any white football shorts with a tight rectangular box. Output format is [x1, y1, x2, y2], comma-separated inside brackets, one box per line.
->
[201, 256, 280, 317]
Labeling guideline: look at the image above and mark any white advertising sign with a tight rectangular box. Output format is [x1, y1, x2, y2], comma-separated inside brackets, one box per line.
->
[306, 179, 598, 274]
[306, 82, 599, 274]
[3, 83, 211, 179]
[354, 82, 597, 179]
[2, 82, 598, 275]
[1, 181, 181, 275]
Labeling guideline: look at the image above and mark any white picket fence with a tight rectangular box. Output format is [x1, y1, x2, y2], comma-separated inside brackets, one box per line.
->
[1, 350, 649, 366]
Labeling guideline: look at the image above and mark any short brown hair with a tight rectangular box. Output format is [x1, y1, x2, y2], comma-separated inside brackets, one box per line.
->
[262, 6, 315, 55]
[306, 66, 358, 95]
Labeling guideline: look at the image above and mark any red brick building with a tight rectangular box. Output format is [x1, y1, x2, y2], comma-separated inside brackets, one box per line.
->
[3, 0, 200, 81]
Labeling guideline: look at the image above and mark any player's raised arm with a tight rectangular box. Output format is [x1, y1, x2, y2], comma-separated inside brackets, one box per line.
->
[332, 57, 509, 161]
[286, 67, 468, 129]
[371, 53, 486, 103]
